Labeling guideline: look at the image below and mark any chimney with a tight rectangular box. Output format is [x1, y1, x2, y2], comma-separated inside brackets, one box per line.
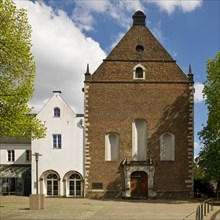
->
[53, 91, 62, 94]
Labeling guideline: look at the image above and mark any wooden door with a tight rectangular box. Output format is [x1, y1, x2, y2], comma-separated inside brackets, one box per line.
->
[130, 171, 148, 197]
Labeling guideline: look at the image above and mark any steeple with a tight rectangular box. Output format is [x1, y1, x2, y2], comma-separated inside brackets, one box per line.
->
[188, 64, 194, 82]
[84, 64, 91, 81]
[132, 11, 146, 26]
[85, 64, 90, 75]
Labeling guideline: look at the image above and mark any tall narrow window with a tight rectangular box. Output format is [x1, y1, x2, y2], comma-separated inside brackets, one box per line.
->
[132, 119, 147, 161]
[105, 133, 119, 161]
[26, 150, 31, 162]
[53, 134, 62, 149]
[54, 107, 60, 117]
[160, 133, 175, 161]
[7, 150, 15, 162]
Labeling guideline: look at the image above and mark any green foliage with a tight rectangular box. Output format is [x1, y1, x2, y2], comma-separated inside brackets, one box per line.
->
[0, 0, 46, 139]
[194, 159, 205, 180]
[194, 159, 215, 197]
[198, 52, 220, 190]
[194, 179, 215, 198]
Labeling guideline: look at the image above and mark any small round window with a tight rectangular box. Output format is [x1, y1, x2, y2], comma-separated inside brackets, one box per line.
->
[136, 45, 144, 52]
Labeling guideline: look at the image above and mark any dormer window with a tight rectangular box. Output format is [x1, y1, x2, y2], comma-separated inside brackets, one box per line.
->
[133, 64, 145, 79]
[54, 107, 60, 117]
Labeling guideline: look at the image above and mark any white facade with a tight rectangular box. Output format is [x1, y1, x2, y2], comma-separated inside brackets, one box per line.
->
[0, 142, 31, 165]
[31, 91, 84, 197]
[0, 139, 31, 195]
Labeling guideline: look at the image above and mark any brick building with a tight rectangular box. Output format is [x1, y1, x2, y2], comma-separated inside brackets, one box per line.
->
[83, 11, 194, 199]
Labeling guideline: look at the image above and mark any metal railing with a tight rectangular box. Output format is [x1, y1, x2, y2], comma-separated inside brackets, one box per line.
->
[195, 199, 214, 220]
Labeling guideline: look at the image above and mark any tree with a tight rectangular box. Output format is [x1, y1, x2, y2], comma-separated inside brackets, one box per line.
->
[194, 158, 215, 197]
[198, 51, 220, 193]
[0, 0, 46, 139]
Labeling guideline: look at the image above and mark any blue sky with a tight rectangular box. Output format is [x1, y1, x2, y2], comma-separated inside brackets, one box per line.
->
[15, 0, 220, 157]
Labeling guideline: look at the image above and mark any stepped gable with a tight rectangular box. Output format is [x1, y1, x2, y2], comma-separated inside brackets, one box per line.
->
[91, 11, 187, 82]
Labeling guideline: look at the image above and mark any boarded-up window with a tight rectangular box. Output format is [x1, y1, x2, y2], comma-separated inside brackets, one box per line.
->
[160, 133, 175, 161]
[105, 133, 119, 161]
[132, 119, 147, 161]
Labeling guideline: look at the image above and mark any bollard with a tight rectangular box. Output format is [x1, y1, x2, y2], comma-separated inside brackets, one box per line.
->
[200, 203, 203, 220]
[196, 206, 200, 220]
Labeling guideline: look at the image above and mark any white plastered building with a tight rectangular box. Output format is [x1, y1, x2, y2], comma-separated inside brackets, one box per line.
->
[0, 137, 31, 196]
[31, 91, 84, 197]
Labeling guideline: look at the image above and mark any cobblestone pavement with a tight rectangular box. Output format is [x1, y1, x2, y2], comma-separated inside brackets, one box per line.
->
[0, 196, 212, 220]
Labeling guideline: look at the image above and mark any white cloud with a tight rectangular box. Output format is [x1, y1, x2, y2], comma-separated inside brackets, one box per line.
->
[71, 0, 202, 32]
[150, 0, 203, 15]
[194, 142, 201, 150]
[50, 0, 203, 33]
[194, 141, 203, 158]
[107, 0, 144, 29]
[71, 0, 145, 31]
[15, 1, 106, 113]
[194, 82, 205, 103]
[72, 0, 108, 31]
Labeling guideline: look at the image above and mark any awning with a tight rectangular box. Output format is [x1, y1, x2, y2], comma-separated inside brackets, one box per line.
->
[0, 165, 31, 178]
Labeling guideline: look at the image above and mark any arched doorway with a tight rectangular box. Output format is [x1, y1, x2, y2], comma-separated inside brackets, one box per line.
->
[130, 171, 148, 197]
[63, 171, 83, 197]
[69, 173, 82, 196]
[46, 173, 58, 196]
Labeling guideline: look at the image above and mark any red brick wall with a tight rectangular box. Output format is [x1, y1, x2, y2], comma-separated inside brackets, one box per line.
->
[84, 81, 193, 198]
[83, 18, 194, 199]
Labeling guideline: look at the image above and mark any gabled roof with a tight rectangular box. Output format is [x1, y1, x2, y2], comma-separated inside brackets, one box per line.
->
[0, 137, 31, 144]
[89, 11, 188, 82]
[106, 23, 174, 62]
[37, 91, 77, 117]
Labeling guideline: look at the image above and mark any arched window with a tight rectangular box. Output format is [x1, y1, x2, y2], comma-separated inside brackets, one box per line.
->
[54, 107, 60, 117]
[160, 133, 175, 161]
[133, 64, 145, 79]
[105, 133, 119, 161]
[132, 119, 147, 161]
[136, 67, 143, 78]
